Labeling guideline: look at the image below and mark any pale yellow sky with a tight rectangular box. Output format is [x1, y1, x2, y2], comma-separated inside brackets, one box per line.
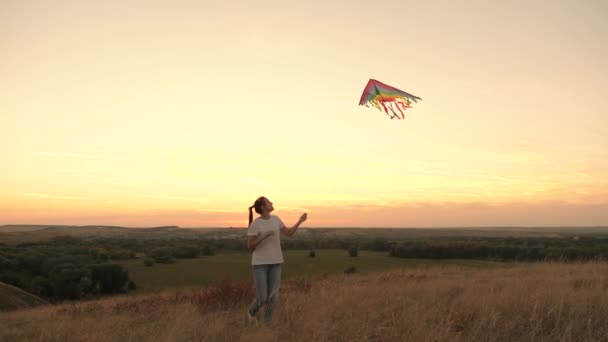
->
[1, 0, 607, 227]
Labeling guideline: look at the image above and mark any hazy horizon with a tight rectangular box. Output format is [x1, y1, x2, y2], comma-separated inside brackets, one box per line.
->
[2, 223, 608, 231]
[2, 0, 607, 227]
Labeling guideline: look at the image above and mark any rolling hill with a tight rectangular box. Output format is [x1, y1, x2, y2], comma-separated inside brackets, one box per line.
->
[0, 281, 48, 311]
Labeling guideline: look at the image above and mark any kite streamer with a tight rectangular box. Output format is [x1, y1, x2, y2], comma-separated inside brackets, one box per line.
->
[359, 79, 421, 120]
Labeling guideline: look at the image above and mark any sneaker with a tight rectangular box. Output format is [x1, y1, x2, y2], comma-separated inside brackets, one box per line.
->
[247, 311, 258, 325]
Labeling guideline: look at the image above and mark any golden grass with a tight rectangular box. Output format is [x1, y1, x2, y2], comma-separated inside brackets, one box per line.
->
[2, 262, 608, 341]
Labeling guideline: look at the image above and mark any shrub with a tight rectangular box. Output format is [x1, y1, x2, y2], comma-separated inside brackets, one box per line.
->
[348, 245, 359, 257]
[144, 258, 155, 267]
[344, 266, 357, 274]
[201, 245, 216, 256]
[309, 250, 316, 258]
[0, 255, 17, 270]
[150, 248, 174, 264]
[89, 264, 129, 294]
[29, 276, 53, 298]
[50, 264, 92, 300]
[172, 246, 200, 259]
[0, 272, 26, 288]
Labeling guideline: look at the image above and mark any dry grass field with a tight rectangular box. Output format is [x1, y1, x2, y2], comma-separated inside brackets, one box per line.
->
[2, 262, 608, 341]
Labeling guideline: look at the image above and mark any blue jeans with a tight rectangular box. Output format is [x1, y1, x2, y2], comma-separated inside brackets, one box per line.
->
[248, 263, 282, 323]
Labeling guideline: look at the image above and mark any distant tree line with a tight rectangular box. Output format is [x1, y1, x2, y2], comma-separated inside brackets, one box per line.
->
[281, 237, 390, 251]
[388, 237, 608, 261]
[283, 235, 608, 261]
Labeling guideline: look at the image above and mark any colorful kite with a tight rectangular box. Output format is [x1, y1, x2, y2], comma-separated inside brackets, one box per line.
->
[359, 79, 421, 120]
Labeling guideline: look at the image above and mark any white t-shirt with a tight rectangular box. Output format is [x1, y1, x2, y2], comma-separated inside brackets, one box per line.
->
[247, 215, 285, 265]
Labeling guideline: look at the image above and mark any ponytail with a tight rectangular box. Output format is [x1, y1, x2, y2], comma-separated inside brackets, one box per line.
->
[248, 206, 254, 226]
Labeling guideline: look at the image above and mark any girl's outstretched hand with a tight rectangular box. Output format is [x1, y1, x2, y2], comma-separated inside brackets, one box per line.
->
[299, 213, 308, 223]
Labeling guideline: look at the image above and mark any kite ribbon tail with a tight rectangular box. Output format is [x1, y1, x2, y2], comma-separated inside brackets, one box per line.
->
[389, 104, 400, 120]
[395, 101, 406, 120]
[379, 99, 391, 118]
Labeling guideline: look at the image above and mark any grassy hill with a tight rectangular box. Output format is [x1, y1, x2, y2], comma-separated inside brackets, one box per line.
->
[1, 262, 607, 341]
[0, 281, 48, 311]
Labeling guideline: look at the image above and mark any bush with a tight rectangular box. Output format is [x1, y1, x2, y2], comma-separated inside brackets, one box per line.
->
[0, 255, 17, 270]
[29, 276, 53, 298]
[0, 272, 26, 288]
[127, 280, 136, 290]
[308, 250, 316, 258]
[172, 246, 200, 259]
[90, 248, 109, 262]
[348, 245, 359, 257]
[144, 258, 155, 267]
[50, 264, 92, 300]
[201, 245, 216, 256]
[344, 266, 357, 274]
[150, 248, 174, 264]
[89, 264, 129, 294]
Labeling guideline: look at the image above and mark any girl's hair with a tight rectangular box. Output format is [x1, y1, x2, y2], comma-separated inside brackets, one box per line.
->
[248, 196, 267, 226]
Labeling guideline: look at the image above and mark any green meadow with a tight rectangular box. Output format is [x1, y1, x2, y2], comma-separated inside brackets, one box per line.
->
[120, 249, 503, 292]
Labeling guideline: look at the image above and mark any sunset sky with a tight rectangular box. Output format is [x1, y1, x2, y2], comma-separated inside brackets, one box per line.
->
[1, 0, 607, 227]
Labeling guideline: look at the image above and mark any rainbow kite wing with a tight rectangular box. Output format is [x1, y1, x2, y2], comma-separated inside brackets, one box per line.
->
[359, 79, 421, 120]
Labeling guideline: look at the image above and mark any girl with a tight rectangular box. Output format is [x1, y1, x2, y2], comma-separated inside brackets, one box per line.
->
[246, 196, 307, 324]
